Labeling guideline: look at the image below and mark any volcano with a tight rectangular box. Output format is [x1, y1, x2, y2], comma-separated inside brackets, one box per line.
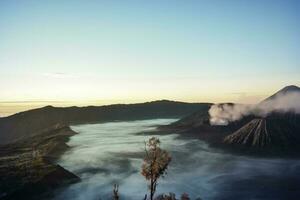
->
[263, 85, 300, 102]
[223, 85, 300, 155]
[163, 85, 300, 156]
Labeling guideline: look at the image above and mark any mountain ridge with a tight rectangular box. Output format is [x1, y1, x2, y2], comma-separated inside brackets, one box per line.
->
[0, 100, 211, 144]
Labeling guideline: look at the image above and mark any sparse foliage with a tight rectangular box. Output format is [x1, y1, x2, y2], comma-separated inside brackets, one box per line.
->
[109, 138, 194, 200]
[141, 137, 172, 200]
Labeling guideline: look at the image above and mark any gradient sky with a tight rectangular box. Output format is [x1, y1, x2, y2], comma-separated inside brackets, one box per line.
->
[0, 0, 300, 115]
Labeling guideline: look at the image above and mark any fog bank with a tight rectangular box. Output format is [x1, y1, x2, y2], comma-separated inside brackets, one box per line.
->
[54, 119, 300, 200]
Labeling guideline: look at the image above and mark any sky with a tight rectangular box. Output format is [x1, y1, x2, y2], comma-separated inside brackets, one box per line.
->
[0, 0, 300, 116]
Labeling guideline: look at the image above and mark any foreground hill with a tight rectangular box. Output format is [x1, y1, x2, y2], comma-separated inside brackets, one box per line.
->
[0, 100, 211, 144]
[0, 125, 79, 200]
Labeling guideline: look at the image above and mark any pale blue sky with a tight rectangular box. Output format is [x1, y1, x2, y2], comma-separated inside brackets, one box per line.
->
[0, 0, 299, 115]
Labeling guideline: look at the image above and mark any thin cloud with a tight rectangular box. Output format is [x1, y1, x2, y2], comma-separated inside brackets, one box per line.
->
[42, 72, 78, 79]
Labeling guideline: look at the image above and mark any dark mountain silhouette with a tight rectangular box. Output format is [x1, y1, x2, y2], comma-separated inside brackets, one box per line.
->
[0, 100, 210, 144]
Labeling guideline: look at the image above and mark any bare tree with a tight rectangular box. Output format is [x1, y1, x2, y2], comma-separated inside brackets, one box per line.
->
[141, 137, 172, 200]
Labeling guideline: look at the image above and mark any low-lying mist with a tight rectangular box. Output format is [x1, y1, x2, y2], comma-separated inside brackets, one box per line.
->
[54, 119, 300, 200]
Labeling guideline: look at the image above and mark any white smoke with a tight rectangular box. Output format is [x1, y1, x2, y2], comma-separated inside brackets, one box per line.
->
[209, 91, 300, 125]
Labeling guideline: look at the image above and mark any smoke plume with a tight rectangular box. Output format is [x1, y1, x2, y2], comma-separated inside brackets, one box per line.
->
[209, 92, 300, 125]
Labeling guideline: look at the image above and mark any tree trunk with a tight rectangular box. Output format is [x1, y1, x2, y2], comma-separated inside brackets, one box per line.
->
[150, 178, 154, 200]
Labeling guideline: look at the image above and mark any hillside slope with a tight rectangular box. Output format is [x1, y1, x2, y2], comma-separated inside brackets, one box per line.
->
[0, 125, 79, 200]
[223, 112, 300, 154]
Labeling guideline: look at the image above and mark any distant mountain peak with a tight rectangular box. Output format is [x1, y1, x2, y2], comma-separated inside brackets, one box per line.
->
[263, 85, 300, 102]
[278, 85, 300, 92]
